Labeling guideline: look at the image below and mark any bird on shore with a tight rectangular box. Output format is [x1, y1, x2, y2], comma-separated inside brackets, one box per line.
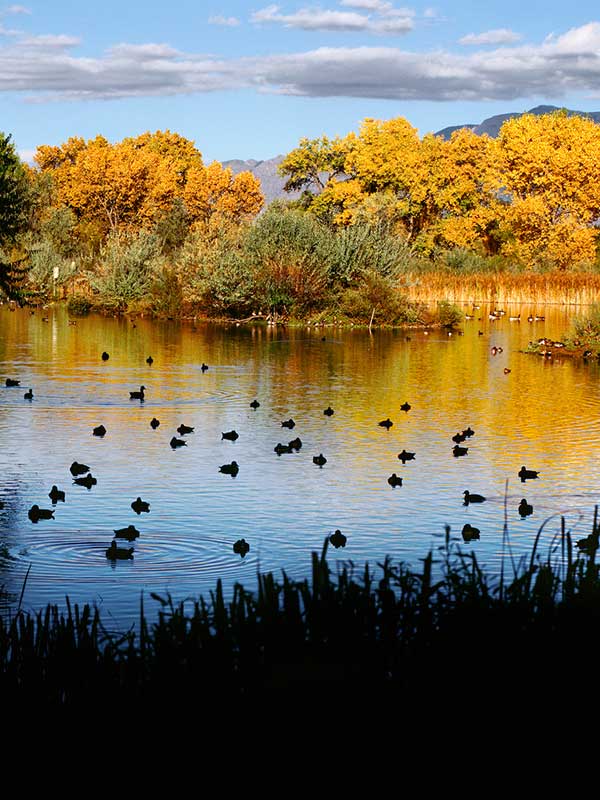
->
[5, 378, 20, 387]
[146, 355, 153, 365]
[70, 461, 90, 476]
[48, 485, 65, 504]
[398, 450, 415, 464]
[250, 399, 260, 409]
[131, 497, 150, 514]
[129, 385, 146, 400]
[462, 523, 480, 542]
[313, 453, 327, 467]
[388, 473, 403, 487]
[400, 402, 411, 412]
[170, 437, 187, 448]
[28, 504, 55, 523]
[23, 389, 33, 400]
[93, 424, 106, 437]
[324, 406, 334, 416]
[101, 352, 109, 361]
[219, 461, 239, 476]
[518, 466, 539, 482]
[329, 529, 347, 549]
[177, 424, 194, 435]
[114, 524, 140, 541]
[453, 445, 468, 457]
[379, 418, 393, 429]
[518, 499, 533, 518]
[281, 419, 295, 429]
[222, 430, 239, 441]
[73, 473, 97, 489]
[106, 540, 134, 560]
[233, 538, 250, 557]
[463, 490, 486, 505]
[150, 417, 160, 429]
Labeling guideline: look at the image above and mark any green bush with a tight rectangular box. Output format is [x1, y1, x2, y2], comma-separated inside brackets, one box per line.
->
[436, 300, 463, 328]
[67, 295, 92, 315]
[91, 230, 163, 311]
[340, 269, 422, 325]
[573, 303, 600, 340]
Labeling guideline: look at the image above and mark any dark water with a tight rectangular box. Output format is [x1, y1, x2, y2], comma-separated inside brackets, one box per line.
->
[1, 303, 598, 625]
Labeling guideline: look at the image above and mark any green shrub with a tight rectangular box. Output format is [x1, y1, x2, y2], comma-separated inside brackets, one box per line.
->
[436, 300, 463, 328]
[67, 295, 92, 316]
[91, 230, 162, 311]
[573, 303, 600, 340]
[340, 269, 422, 325]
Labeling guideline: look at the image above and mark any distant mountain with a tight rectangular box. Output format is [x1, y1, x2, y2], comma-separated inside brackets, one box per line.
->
[435, 104, 600, 140]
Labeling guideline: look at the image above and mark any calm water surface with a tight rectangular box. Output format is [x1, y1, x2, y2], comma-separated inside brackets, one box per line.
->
[1, 303, 599, 626]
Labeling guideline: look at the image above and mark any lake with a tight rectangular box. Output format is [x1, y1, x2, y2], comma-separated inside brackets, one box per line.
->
[1, 303, 598, 626]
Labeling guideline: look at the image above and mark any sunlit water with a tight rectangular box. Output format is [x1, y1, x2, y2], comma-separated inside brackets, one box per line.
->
[1, 303, 599, 626]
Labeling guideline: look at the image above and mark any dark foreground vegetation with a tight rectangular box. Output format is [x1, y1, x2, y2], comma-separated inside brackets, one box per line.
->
[2, 518, 599, 713]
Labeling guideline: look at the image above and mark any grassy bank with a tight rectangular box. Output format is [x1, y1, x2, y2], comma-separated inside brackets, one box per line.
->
[2, 518, 599, 711]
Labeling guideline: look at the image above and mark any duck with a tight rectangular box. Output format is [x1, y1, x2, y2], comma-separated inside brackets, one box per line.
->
[274, 443, 292, 455]
[453, 445, 468, 457]
[288, 437, 302, 450]
[129, 385, 146, 400]
[461, 523, 480, 542]
[504, 368, 511, 374]
[463, 490, 486, 505]
[398, 449, 415, 464]
[28, 504, 55, 523]
[518, 466, 539, 482]
[93, 424, 106, 437]
[101, 352, 110, 361]
[201, 363, 209, 372]
[146, 355, 154, 365]
[518, 499, 533, 518]
[48, 485, 65, 504]
[5, 378, 20, 387]
[313, 453, 327, 467]
[250, 399, 260, 409]
[281, 419, 295, 429]
[170, 437, 187, 448]
[131, 497, 150, 514]
[462, 426, 475, 438]
[323, 406, 334, 416]
[378, 418, 393, 429]
[388, 473, 403, 488]
[177, 424, 194, 436]
[527, 315, 534, 323]
[23, 388, 33, 400]
[222, 430, 239, 441]
[150, 417, 160, 429]
[452, 432, 467, 444]
[329, 529, 347, 549]
[509, 314, 521, 322]
[70, 461, 90, 476]
[114, 524, 140, 541]
[105, 540, 134, 560]
[400, 402, 411, 412]
[73, 473, 97, 489]
[233, 538, 250, 557]
[491, 346, 498, 356]
[219, 461, 239, 476]
[576, 531, 599, 554]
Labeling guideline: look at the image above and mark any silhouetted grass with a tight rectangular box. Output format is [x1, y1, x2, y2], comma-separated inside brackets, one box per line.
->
[1, 518, 599, 713]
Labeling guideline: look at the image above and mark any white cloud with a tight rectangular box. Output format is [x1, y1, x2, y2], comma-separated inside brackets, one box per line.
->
[340, 0, 392, 9]
[17, 147, 35, 164]
[208, 15, 240, 27]
[460, 28, 522, 46]
[251, 3, 414, 34]
[2, 21, 600, 104]
[4, 5, 31, 14]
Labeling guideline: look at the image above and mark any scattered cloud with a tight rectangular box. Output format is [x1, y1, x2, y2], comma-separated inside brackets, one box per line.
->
[17, 147, 35, 164]
[251, 3, 414, 34]
[2, 21, 600, 104]
[4, 5, 31, 14]
[208, 14, 240, 27]
[460, 28, 522, 46]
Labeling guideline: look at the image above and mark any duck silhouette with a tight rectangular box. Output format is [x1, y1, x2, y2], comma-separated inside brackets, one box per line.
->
[323, 406, 334, 416]
[131, 497, 150, 514]
[201, 363, 209, 372]
[518, 499, 533, 518]
[462, 427, 475, 438]
[73, 473, 97, 489]
[101, 352, 109, 361]
[150, 417, 160, 429]
[250, 399, 260, 409]
[518, 466, 539, 482]
[329, 529, 347, 549]
[146, 356, 153, 365]
[114, 524, 140, 541]
[233, 538, 250, 557]
[452, 432, 467, 444]
[388, 473, 403, 487]
[105, 540, 134, 560]
[219, 461, 239, 476]
[461, 523, 480, 542]
[463, 490, 486, 505]
[398, 449, 415, 464]
[177, 424, 194, 435]
[5, 378, 20, 387]
[288, 437, 302, 450]
[28, 504, 55, 523]
[222, 430, 239, 441]
[48, 485, 65, 504]
[576, 530, 599, 554]
[170, 437, 187, 448]
[70, 461, 90, 476]
[23, 388, 33, 400]
[281, 419, 295, 429]
[400, 402, 411, 412]
[378, 418, 393, 429]
[453, 445, 468, 457]
[93, 424, 106, 437]
[129, 386, 146, 400]
[274, 443, 292, 455]
[313, 453, 327, 467]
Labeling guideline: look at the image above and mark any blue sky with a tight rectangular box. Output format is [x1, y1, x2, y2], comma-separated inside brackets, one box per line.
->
[2, 1, 600, 163]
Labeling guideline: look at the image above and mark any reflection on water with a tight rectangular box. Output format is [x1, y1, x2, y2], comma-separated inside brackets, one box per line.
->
[1, 303, 599, 625]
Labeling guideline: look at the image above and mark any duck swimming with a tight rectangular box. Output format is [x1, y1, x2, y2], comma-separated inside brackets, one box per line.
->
[313, 453, 327, 467]
[129, 386, 146, 400]
[518, 466, 539, 482]
[150, 417, 160, 429]
[5, 378, 20, 387]
[388, 473, 403, 488]
[23, 388, 33, 400]
[518, 499, 533, 518]
[281, 419, 295, 429]
[170, 437, 187, 448]
[461, 523, 480, 542]
[146, 356, 153, 365]
[93, 424, 106, 437]
[105, 540, 134, 560]
[250, 399, 260, 409]
[378, 418, 393, 429]
[453, 445, 468, 457]
[452, 432, 467, 444]
[288, 437, 302, 450]
[222, 430, 239, 441]
[201, 363, 209, 372]
[101, 352, 109, 361]
[219, 461, 239, 476]
[462, 427, 475, 438]
[329, 529, 347, 549]
[28, 504, 55, 523]
[70, 461, 90, 476]
[73, 473, 97, 489]
[131, 497, 150, 514]
[233, 538, 250, 557]
[177, 424, 194, 435]
[398, 450, 415, 464]
[48, 485, 65, 504]
[323, 406, 334, 416]
[463, 490, 486, 505]
[114, 524, 140, 541]
[274, 443, 292, 455]
[400, 402, 411, 412]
